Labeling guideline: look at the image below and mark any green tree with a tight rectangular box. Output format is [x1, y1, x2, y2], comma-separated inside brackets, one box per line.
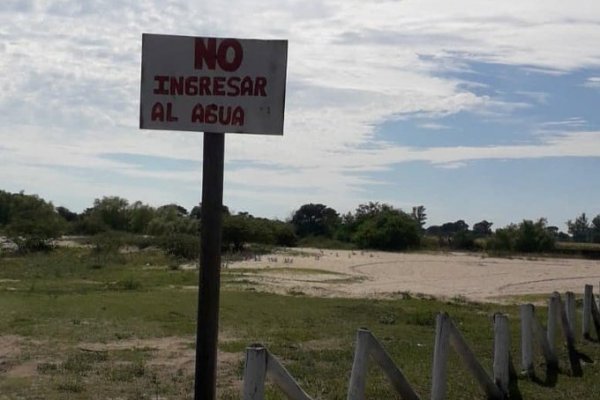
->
[222, 214, 253, 251]
[490, 219, 555, 253]
[351, 204, 420, 251]
[147, 205, 198, 236]
[411, 205, 427, 229]
[473, 220, 493, 236]
[291, 203, 339, 238]
[89, 196, 130, 231]
[128, 201, 155, 234]
[515, 218, 555, 252]
[0, 191, 65, 240]
[592, 215, 600, 244]
[567, 213, 591, 242]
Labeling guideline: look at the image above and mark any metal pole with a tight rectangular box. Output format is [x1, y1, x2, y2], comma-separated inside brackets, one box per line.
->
[195, 132, 225, 400]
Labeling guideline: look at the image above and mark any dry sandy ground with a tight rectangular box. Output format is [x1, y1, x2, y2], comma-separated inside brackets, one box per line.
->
[229, 248, 600, 302]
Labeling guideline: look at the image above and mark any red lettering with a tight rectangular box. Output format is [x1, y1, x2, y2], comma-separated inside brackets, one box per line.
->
[190, 104, 244, 126]
[213, 77, 226, 96]
[166, 102, 178, 121]
[194, 38, 217, 70]
[254, 77, 267, 96]
[231, 107, 244, 126]
[191, 104, 204, 122]
[170, 77, 184, 96]
[199, 77, 211, 95]
[185, 77, 198, 95]
[240, 76, 253, 96]
[153, 76, 168, 95]
[205, 104, 218, 123]
[218, 106, 231, 124]
[194, 37, 243, 72]
[227, 77, 241, 96]
[217, 39, 243, 72]
[151, 102, 164, 121]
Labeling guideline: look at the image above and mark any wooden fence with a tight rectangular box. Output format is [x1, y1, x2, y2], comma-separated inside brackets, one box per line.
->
[242, 284, 600, 399]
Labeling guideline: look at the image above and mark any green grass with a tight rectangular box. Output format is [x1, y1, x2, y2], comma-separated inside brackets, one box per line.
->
[1, 248, 600, 398]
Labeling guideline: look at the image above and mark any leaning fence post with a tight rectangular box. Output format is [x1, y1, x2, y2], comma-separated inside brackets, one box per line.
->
[565, 291, 576, 340]
[266, 353, 313, 400]
[367, 332, 421, 400]
[589, 291, 600, 340]
[583, 285, 593, 339]
[243, 345, 268, 400]
[431, 313, 451, 400]
[347, 328, 371, 400]
[557, 293, 583, 376]
[548, 293, 559, 355]
[493, 313, 510, 396]
[446, 319, 503, 399]
[520, 304, 534, 376]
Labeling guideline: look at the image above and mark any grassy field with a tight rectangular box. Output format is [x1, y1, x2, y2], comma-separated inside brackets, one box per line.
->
[1, 247, 600, 399]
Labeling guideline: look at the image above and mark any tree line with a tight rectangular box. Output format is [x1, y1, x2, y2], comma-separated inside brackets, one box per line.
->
[1, 189, 599, 256]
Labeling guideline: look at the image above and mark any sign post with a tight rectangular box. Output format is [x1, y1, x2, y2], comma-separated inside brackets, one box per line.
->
[140, 34, 287, 399]
[196, 131, 225, 400]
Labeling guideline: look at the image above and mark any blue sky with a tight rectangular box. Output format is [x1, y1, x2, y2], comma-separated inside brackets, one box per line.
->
[1, 1, 600, 230]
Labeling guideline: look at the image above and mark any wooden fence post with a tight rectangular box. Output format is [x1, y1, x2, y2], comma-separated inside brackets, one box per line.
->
[583, 285, 593, 339]
[520, 304, 534, 376]
[347, 328, 371, 400]
[266, 353, 313, 400]
[532, 312, 558, 369]
[243, 345, 267, 400]
[565, 291, 576, 340]
[367, 332, 421, 400]
[493, 313, 510, 396]
[446, 319, 504, 399]
[557, 293, 583, 376]
[589, 291, 600, 340]
[547, 293, 559, 356]
[431, 313, 450, 400]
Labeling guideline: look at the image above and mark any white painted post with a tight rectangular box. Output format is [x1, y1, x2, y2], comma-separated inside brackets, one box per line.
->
[431, 313, 451, 400]
[347, 328, 371, 400]
[532, 314, 558, 368]
[520, 304, 534, 375]
[446, 319, 503, 400]
[565, 291, 576, 340]
[583, 285, 593, 339]
[589, 291, 600, 339]
[547, 293, 559, 357]
[558, 294, 583, 376]
[266, 353, 313, 400]
[243, 345, 267, 400]
[493, 313, 510, 396]
[367, 333, 421, 400]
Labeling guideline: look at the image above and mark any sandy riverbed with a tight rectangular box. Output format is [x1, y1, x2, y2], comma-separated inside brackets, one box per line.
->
[228, 248, 600, 302]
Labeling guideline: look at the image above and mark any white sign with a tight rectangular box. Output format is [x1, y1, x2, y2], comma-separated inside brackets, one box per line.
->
[140, 34, 287, 135]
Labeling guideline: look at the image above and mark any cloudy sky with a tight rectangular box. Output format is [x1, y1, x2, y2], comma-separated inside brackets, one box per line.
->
[1, 1, 600, 229]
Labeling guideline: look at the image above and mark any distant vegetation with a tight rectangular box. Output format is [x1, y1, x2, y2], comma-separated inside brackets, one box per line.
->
[1, 189, 599, 257]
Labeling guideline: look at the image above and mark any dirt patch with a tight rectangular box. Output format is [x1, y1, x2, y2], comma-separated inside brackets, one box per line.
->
[229, 249, 600, 302]
[6, 360, 38, 378]
[78, 336, 242, 387]
[0, 335, 22, 373]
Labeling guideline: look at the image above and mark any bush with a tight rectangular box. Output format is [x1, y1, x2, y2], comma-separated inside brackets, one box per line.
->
[352, 208, 420, 251]
[159, 234, 200, 260]
[450, 231, 477, 251]
[489, 219, 555, 253]
[14, 237, 54, 254]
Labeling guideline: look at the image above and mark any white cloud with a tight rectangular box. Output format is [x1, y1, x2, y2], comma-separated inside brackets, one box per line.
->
[1, 0, 600, 216]
[417, 123, 450, 130]
[584, 77, 600, 88]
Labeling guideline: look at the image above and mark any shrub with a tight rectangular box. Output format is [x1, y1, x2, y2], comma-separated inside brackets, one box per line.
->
[14, 236, 54, 254]
[159, 234, 200, 260]
[489, 219, 555, 253]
